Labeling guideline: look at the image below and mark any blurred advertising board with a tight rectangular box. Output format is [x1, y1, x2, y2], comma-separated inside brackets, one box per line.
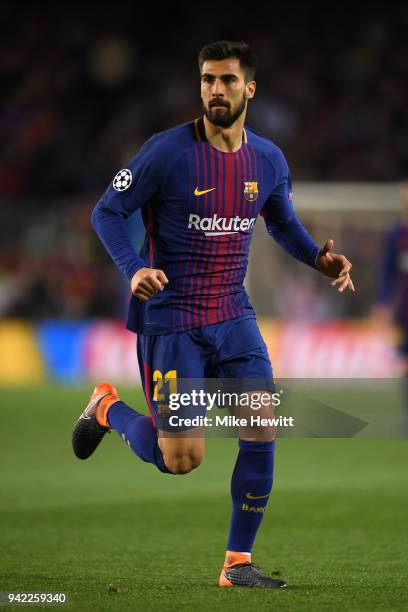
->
[259, 319, 402, 378]
[0, 319, 402, 384]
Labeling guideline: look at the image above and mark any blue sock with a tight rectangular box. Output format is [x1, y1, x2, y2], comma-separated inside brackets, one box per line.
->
[227, 439, 275, 553]
[107, 402, 170, 473]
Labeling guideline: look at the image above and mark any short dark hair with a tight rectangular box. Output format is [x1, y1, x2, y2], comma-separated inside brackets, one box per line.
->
[198, 40, 256, 82]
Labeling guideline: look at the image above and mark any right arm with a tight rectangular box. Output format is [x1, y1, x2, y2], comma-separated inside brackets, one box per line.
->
[91, 137, 168, 300]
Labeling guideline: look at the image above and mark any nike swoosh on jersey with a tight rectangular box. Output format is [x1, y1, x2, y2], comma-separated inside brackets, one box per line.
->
[245, 492, 270, 500]
[194, 187, 216, 196]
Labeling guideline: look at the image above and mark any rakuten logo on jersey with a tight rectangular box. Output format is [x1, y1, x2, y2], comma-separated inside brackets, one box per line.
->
[188, 214, 256, 236]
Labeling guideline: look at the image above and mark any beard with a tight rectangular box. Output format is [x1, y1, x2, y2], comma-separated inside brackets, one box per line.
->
[202, 93, 247, 128]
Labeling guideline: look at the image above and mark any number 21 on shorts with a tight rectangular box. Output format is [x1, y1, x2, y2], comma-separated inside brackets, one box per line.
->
[152, 369, 177, 402]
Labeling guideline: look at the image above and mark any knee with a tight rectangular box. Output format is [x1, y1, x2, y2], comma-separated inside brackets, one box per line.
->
[163, 449, 204, 475]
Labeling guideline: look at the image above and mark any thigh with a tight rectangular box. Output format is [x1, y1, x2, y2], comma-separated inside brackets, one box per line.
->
[137, 331, 206, 432]
[212, 317, 273, 381]
[212, 318, 276, 440]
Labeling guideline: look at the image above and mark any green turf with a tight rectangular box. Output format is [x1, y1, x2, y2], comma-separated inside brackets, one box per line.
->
[1, 385, 408, 611]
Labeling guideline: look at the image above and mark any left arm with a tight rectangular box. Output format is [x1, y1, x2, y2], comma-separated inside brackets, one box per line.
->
[261, 182, 320, 269]
[261, 162, 355, 293]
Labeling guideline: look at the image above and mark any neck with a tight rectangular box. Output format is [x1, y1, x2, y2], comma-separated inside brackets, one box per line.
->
[203, 113, 246, 153]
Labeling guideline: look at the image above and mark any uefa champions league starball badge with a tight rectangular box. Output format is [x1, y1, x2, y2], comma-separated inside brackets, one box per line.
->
[113, 168, 132, 191]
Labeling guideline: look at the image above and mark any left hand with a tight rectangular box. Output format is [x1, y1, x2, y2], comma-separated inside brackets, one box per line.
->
[315, 238, 355, 293]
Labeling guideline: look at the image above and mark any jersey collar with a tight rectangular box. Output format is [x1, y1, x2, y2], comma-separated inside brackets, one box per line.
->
[194, 116, 248, 145]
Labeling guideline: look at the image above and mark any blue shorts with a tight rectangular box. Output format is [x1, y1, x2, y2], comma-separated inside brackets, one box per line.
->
[136, 315, 273, 429]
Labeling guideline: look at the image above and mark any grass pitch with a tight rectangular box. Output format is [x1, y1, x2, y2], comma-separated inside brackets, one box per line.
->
[1, 385, 408, 611]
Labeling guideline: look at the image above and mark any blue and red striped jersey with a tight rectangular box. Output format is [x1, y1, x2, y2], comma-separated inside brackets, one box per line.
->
[92, 117, 320, 334]
[378, 223, 408, 325]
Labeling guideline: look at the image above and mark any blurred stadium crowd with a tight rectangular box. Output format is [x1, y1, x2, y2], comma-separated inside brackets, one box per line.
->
[1, 4, 407, 320]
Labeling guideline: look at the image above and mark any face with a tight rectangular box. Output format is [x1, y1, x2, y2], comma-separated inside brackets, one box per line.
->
[200, 58, 256, 128]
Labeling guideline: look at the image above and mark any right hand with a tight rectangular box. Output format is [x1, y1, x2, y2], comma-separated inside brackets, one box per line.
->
[131, 267, 169, 301]
[315, 239, 355, 293]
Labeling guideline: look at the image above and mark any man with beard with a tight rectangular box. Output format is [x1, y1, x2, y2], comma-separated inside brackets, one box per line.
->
[72, 41, 354, 588]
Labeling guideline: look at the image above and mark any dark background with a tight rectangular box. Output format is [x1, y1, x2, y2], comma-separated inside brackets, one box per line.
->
[1, 3, 407, 319]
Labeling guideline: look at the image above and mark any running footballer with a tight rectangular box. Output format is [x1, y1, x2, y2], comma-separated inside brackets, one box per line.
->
[72, 40, 354, 589]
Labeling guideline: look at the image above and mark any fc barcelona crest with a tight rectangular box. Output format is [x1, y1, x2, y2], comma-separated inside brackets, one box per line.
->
[244, 181, 258, 202]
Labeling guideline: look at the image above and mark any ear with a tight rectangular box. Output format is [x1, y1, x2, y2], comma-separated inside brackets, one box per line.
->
[246, 80, 256, 99]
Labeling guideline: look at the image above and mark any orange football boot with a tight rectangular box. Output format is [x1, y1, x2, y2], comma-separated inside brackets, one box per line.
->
[72, 383, 120, 460]
[219, 551, 287, 588]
